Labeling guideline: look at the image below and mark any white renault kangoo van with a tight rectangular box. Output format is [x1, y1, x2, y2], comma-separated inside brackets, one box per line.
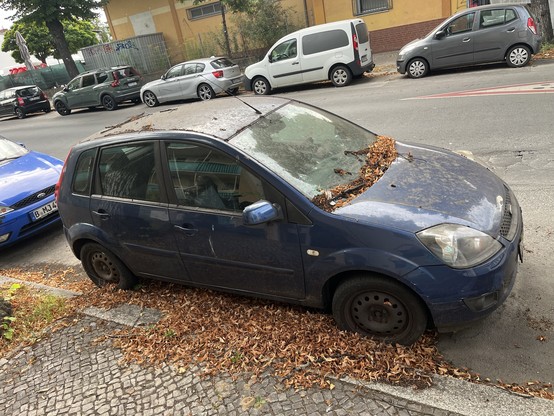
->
[244, 19, 374, 94]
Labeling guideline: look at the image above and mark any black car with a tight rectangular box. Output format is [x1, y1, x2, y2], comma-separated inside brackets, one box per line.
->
[0, 85, 51, 119]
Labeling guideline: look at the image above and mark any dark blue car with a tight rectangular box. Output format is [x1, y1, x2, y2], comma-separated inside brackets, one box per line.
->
[56, 97, 523, 345]
[0, 137, 63, 248]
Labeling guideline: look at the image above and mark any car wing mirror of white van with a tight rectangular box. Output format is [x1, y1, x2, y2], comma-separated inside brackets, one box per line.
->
[243, 200, 283, 225]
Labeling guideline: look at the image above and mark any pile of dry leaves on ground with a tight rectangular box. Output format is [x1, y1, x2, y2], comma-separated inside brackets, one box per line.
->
[312, 135, 397, 212]
[1, 267, 553, 399]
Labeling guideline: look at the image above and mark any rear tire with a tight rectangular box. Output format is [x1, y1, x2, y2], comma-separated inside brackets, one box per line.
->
[15, 108, 26, 119]
[330, 65, 352, 87]
[80, 243, 137, 290]
[332, 275, 427, 345]
[406, 58, 429, 79]
[197, 84, 215, 100]
[55, 101, 71, 116]
[102, 94, 118, 111]
[252, 77, 271, 95]
[506, 45, 531, 68]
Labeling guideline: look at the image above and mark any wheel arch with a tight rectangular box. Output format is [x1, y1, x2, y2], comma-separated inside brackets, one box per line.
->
[327, 63, 352, 81]
[504, 42, 535, 58]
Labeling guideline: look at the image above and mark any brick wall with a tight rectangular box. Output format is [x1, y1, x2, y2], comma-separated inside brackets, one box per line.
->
[369, 19, 445, 53]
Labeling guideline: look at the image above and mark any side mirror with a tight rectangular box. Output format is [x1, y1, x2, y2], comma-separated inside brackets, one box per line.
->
[63, 86, 69, 92]
[435, 30, 446, 40]
[243, 200, 283, 225]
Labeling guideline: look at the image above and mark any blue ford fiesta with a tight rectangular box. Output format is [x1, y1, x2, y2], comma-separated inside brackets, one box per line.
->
[56, 96, 523, 345]
[0, 137, 63, 248]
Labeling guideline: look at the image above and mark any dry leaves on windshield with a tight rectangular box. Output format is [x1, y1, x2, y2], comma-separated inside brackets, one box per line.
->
[312, 135, 397, 212]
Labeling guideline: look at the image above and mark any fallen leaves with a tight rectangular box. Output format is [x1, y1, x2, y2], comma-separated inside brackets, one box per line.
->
[312, 135, 397, 212]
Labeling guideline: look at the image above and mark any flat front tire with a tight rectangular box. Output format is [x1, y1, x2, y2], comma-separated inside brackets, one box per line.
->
[407, 58, 429, 79]
[330, 65, 352, 87]
[80, 243, 137, 290]
[332, 275, 427, 345]
[506, 45, 531, 68]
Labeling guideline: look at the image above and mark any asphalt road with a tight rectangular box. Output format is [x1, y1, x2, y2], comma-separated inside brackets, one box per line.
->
[1, 60, 553, 387]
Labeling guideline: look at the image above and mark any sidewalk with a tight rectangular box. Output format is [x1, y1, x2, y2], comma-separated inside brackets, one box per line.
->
[1, 276, 554, 416]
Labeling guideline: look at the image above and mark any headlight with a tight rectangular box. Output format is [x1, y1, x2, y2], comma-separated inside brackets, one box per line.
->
[417, 224, 502, 268]
[0, 206, 13, 217]
[397, 53, 404, 61]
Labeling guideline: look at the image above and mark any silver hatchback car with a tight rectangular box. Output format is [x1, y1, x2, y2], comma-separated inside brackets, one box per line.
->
[141, 57, 243, 107]
[397, 4, 542, 78]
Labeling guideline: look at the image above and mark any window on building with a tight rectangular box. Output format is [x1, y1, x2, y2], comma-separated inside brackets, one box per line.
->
[188, 2, 222, 20]
[354, 0, 391, 16]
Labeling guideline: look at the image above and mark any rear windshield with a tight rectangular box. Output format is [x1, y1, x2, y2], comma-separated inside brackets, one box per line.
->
[355, 22, 369, 44]
[210, 58, 235, 69]
[17, 86, 40, 97]
[112, 67, 140, 79]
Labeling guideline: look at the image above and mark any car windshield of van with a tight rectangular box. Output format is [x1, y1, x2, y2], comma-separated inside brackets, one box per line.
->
[231, 102, 377, 198]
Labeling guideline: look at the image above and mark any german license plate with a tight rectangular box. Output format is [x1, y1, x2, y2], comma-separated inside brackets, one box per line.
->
[30, 200, 58, 221]
[361, 55, 368, 62]
[128, 82, 138, 87]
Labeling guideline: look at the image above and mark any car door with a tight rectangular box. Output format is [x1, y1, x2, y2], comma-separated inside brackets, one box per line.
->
[162, 140, 306, 299]
[89, 141, 189, 281]
[64, 76, 85, 108]
[266, 38, 303, 87]
[73, 74, 97, 107]
[432, 12, 476, 69]
[0, 90, 10, 117]
[175, 63, 205, 99]
[158, 64, 187, 101]
[473, 7, 519, 63]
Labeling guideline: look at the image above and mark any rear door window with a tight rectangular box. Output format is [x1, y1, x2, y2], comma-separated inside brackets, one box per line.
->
[98, 142, 161, 202]
[302, 29, 349, 55]
[479, 8, 517, 28]
[355, 22, 369, 44]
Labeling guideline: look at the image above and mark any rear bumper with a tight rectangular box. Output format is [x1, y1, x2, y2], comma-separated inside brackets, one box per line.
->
[20, 100, 51, 114]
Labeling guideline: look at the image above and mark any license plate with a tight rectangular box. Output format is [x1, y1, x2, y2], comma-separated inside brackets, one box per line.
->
[30, 200, 58, 221]
[128, 82, 138, 87]
[30, 97, 40, 101]
[361, 55, 368, 62]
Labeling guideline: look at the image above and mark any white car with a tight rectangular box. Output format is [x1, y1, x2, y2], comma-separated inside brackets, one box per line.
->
[140, 57, 243, 107]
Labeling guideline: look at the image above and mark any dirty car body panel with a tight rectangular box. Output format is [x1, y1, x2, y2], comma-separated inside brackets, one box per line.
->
[57, 96, 523, 344]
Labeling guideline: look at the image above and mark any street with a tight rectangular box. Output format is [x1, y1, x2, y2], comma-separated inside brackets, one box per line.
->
[1, 59, 553, 387]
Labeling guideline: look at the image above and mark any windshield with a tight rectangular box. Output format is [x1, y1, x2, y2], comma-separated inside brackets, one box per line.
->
[231, 102, 377, 198]
[0, 138, 28, 163]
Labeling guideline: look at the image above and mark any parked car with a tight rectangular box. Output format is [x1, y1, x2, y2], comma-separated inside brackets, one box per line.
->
[52, 66, 143, 115]
[56, 96, 523, 345]
[397, 4, 542, 78]
[0, 136, 63, 248]
[244, 19, 374, 95]
[140, 57, 243, 107]
[0, 85, 51, 119]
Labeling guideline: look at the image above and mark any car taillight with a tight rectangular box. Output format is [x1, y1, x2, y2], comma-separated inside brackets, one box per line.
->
[40, 91, 48, 99]
[17, 97, 24, 106]
[55, 153, 70, 202]
[212, 70, 224, 78]
[527, 17, 538, 35]
[352, 34, 359, 51]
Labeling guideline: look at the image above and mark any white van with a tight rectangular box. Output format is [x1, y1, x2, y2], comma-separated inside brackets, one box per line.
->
[244, 19, 374, 94]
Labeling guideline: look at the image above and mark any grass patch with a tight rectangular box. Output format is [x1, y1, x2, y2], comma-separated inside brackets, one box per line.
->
[0, 283, 72, 358]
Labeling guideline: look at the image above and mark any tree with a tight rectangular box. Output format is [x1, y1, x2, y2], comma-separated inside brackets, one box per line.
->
[529, 0, 554, 43]
[1, 19, 98, 65]
[0, 0, 108, 78]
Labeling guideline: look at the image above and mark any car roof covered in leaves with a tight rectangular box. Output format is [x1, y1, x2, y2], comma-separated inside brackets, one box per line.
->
[84, 96, 290, 143]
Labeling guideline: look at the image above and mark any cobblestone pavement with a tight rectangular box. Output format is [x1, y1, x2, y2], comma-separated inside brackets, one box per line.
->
[0, 314, 458, 416]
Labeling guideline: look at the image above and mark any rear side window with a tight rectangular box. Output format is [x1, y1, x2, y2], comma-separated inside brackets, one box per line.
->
[98, 143, 160, 202]
[480, 9, 517, 28]
[302, 29, 349, 55]
[211, 58, 235, 69]
[72, 149, 96, 195]
[355, 22, 369, 44]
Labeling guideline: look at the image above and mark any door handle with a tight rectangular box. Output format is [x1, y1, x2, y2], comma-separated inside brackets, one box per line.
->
[507, 28, 515, 33]
[292, 61, 300, 65]
[92, 209, 110, 220]
[174, 224, 198, 236]
[462, 38, 471, 43]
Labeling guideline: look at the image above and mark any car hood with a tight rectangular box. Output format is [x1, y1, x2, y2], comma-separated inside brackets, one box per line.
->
[0, 151, 63, 205]
[335, 142, 507, 237]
